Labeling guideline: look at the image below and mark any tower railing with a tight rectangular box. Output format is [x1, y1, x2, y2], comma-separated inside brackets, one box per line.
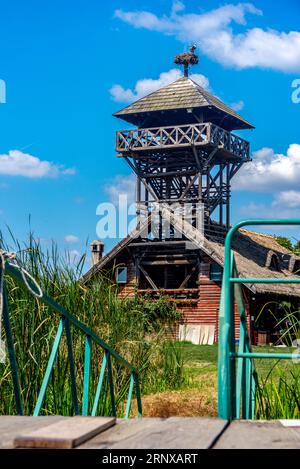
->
[1, 259, 142, 418]
[218, 219, 300, 420]
[116, 122, 250, 160]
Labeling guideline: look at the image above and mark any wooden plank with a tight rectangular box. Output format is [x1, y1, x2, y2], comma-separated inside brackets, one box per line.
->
[14, 417, 116, 449]
[0, 416, 66, 449]
[79, 417, 228, 449]
[214, 421, 300, 449]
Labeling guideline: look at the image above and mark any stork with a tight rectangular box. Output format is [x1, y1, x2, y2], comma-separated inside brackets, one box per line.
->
[174, 45, 199, 77]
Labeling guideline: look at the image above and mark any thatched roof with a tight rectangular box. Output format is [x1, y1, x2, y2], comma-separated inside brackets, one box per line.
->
[114, 77, 254, 130]
[81, 215, 300, 298]
[202, 230, 300, 298]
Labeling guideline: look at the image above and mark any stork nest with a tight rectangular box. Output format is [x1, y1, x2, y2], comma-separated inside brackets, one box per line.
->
[174, 52, 199, 66]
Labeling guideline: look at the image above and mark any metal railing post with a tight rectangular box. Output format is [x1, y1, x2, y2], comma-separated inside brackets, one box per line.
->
[220, 218, 300, 421]
[82, 335, 92, 416]
[33, 318, 65, 416]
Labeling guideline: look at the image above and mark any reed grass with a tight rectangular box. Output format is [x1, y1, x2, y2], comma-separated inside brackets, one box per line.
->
[256, 364, 300, 419]
[255, 301, 300, 419]
[0, 232, 185, 416]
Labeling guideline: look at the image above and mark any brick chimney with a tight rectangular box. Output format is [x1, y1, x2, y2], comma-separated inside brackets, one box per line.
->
[91, 240, 104, 266]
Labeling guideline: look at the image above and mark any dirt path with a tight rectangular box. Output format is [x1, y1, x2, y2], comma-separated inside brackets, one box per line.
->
[133, 372, 218, 417]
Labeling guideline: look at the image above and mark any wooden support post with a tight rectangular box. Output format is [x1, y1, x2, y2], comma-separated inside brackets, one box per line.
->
[206, 166, 211, 228]
[164, 266, 168, 289]
[226, 162, 231, 229]
[136, 175, 141, 229]
[198, 172, 202, 203]
[220, 164, 224, 227]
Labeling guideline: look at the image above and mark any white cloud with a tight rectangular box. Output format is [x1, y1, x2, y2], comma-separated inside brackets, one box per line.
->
[0, 150, 76, 178]
[115, 2, 300, 73]
[238, 201, 300, 226]
[110, 68, 209, 103]
[233, 144, 300, 192]
[64, 234, 80, 243]
[273, 191, 300, 209]
[105, 174, 136, 205]
[230, 100, 244, 112]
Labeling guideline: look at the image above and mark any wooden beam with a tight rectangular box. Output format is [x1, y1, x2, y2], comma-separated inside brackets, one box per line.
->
[124, 156, 159, 202]
[179, 264, 198, 289]
[143, 169, 197, 178]
[138, 288, 199, 293]
[138, 265, 159, 290]
[128, 241, 192, 247]
[179, 174, 198, 201]
[141, 260, 192, 266]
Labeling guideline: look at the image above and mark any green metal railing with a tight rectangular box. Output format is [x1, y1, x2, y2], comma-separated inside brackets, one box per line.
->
[218, 219, 300, 420]
[1, 260, 142, 418]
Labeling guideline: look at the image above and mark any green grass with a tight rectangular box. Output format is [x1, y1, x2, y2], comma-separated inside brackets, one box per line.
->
[177, 343, 300, 419]
[180, 343, 299, 380]
[180, 343, 218, 378]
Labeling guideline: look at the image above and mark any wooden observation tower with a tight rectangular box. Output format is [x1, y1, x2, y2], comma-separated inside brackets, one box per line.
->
[115, 47, 253, 242]
[110, 48, 254, 292]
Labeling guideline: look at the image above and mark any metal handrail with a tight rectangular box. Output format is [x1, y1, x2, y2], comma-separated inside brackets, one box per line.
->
[2, 261, 142, 418]
[218, 219, 300, 420]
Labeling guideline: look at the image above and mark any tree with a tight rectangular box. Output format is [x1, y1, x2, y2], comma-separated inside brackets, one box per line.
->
[275, 236, 293, 251]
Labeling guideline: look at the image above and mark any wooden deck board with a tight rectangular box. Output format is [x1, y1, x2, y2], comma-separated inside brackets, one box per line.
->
[79, 417, 227, 449]
[14, 417, 116, 449]
[214, 420, 300, 449]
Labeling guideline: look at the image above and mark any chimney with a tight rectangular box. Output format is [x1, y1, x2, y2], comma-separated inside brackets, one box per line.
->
[91, 240, 104, 266]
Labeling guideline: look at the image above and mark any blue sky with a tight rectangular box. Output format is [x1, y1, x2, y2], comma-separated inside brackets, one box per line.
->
[1, 0, 300, 266]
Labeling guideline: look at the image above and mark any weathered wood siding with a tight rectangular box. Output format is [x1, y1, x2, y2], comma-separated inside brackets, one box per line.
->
[176, 262, 250, 342]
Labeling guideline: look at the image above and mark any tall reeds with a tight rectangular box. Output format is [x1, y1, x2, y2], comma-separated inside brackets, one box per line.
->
[255, 301, 300, 419]
[0, 232, 185, 416]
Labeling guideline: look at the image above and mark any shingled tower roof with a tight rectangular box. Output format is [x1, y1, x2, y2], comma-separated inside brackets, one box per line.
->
[114, 76, 254, 131]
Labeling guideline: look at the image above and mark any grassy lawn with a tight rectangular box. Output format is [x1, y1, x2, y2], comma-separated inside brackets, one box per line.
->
[138, 342, 300, 417]
[181, 342, 298, 378]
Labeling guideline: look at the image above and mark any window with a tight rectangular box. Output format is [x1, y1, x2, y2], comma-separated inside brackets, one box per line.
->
[116, 266, 127, 284]
[210, 264, 222, 282]
[293, 260, 300, 275]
